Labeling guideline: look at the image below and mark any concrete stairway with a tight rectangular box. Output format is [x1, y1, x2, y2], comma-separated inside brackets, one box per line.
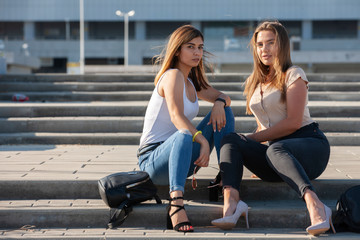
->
[2, 179, 359, 229]
[1, 73, 360, 239]
[1, 143, 360, 231]
[0, 73, 360, 145]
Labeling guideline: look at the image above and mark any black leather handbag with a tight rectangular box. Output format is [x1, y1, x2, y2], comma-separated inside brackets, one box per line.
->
[333, 185, 360, 233]
[98, 171, 161, 228]
[208, 171, 222, 202]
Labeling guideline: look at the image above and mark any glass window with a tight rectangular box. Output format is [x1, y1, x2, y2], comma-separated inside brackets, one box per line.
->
[0, 22, 23, 40]
[70, 22, 79, 40]
[313, 20, 357, 39]
[202, 21, 251, 39]
[280, 21, 302, 37]
[143, 57, 155, 65]
[36, 22, 66, 40]
[146, 21, 190, 40]
[88, 21, 135, 40]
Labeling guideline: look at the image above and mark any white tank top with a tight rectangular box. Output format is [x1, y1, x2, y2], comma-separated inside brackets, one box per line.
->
[139, 70, 199, 148]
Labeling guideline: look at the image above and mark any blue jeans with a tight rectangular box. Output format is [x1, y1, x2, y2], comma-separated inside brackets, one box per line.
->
[138, 107, 234, 193]
[220, 122, 330, 198]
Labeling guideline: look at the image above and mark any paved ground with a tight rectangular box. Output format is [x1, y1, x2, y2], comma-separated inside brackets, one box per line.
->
[2, 227, 359, 239]
[0, 145, 359, 181]
[0, 145, 359, 239]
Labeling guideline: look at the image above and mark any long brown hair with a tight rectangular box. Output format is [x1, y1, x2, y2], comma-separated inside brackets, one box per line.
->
[244, 20, 292, 114]
[153, 25, 210, 91]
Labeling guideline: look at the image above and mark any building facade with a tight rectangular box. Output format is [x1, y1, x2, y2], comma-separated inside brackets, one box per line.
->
[0, 0, 359, 73]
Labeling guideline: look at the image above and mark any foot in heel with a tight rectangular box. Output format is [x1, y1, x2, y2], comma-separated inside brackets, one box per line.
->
[166, 196, 194, 232]
[306, 205, 336, 236]
[211, 200, 249, 230]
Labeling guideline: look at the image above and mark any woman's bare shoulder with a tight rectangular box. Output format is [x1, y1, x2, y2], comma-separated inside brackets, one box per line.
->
[162, 69, 184, 84]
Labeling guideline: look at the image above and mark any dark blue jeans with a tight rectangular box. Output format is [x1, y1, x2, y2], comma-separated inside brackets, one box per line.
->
[220, 122, 330, 198]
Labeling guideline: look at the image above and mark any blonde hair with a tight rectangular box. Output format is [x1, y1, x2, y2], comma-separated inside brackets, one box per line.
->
[153, 25, 210, 91]
[244, 20, 292, 114]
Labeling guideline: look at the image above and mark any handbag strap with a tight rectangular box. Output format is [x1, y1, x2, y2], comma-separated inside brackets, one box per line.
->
[107, 194, 161, 229]
[108, 199, 132, 229]
[154, 194, 162, 204]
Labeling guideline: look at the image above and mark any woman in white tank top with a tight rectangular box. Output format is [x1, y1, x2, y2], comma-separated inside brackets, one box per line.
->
[137, 25, 234, 232]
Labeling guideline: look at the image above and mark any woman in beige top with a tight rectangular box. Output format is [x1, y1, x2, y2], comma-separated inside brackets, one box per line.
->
[211, 20, 335, 236]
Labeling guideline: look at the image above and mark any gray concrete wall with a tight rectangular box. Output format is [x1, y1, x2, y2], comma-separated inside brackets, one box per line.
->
[1, 0, 359, 21]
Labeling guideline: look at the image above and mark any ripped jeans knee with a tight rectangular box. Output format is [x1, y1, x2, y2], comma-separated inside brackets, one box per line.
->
[178, 129, 192, 136]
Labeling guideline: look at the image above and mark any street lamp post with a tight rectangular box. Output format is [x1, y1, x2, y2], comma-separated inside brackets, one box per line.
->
[79, 0, 84, 74]
[115, 10, 135, 67]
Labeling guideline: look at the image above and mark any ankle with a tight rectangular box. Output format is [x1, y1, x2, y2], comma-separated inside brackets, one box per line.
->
[223, 187, 240, 216]
[305, 193, 326, 225]
[223, 186, 240, 202]
[170, 190, 183, 200]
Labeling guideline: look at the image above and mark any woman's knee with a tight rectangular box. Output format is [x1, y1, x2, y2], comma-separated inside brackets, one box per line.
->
[266, 142, 289, 158]
[174, 129, 193, 145]
[178, 128, 192, 136]
[265, 142, 292, 168]
[220, 133, 248, 164]
[224, 107, 235, 129]
[224, 106, 234, 119]
[221, 132, 236, 146]
[220, 132, 246, 148]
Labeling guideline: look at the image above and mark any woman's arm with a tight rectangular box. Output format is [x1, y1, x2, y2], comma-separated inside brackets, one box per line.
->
[198, 86, 231, 106]
[158, 69, 210, 167]
[254, 118, 261, 133]
[197, 86, 231, 132]
[246, 77, 307, 142]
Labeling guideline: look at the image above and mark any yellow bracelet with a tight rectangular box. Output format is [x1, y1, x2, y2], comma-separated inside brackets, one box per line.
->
[192, 130, 202, 142]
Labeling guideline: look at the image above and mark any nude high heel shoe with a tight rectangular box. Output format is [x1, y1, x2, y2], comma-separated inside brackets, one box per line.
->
[306, 204, 336, 236]
[211, 200, 249, 230]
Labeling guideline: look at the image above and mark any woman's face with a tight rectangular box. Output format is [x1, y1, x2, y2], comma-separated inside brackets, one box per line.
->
[256, 30, 278, 67]
[176, 36, 204, 68]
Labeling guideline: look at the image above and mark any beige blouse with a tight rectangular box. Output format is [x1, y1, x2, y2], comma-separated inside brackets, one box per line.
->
[249, 66, 314, 131]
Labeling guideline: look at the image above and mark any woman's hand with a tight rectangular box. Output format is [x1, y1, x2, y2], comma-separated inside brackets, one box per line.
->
[194, 137, 210, 167]
[208, 101, 226, 132]
[197, 87, 230, 132]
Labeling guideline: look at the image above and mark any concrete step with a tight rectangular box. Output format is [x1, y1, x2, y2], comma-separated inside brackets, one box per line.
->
[1, 101, 360, 118]
[0, 199, 336, 229]
[0, 132, 141, 145]
[0, 132, 359, 145]
[0, 74, 157, 83]
[2, 91, 360, 102]
[2, 82, 157, 91]
[0, 91, 153, 102]
[1, 144, 357, 200]
[2, 81, 360, 92]
[1, 73, 360, 82]
[1, 117, 359, 133]
[1, 178, 359, 201]
[0, 227, 351, 239]
[308, 92, 360, 101]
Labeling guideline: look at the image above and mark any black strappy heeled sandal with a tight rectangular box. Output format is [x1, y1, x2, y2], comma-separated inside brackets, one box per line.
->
[166, 196, 194, 232]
